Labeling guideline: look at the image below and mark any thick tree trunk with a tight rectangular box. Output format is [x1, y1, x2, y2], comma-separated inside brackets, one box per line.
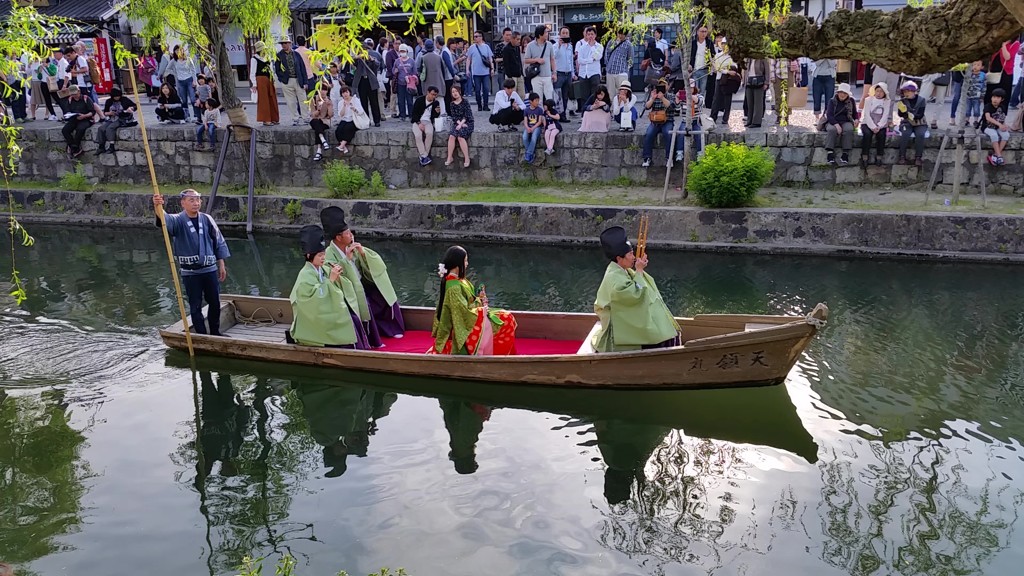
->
[709, 0, 1023, 75]
[999, 0, 1024, 30]
[199, 0, 250, 128]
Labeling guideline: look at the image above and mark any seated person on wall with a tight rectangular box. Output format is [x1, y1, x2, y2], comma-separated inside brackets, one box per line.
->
[61, 84, 98, 158]
[321, 207, 405, 343]
[429, 245, 517, 355]
[287, 225, 363, 349]
[95, 87, 138, 155]
[490, 78, 525, 132]
[591, 226, 680, 353]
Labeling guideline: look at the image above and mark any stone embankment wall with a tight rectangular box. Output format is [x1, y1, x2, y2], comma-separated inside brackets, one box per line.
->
[5, 189, 1023, 260]
[15, 125, 1024, 194]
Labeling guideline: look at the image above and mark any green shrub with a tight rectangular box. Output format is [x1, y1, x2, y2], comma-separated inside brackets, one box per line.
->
[323, 161, 367, 198]
[368, 171, 386, 197]
[59, 162, 89, 191]
[284, 199, 302, 223]
[687, 143, 774, 208]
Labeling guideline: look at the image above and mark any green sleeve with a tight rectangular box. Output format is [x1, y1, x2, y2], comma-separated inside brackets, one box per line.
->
[432, 279, 481, 353]
[356, 247, 398, 307]
[326, 246, 370, 321]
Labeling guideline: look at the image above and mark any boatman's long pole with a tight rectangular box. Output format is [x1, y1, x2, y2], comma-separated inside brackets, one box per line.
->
[127, 58, 195, 358]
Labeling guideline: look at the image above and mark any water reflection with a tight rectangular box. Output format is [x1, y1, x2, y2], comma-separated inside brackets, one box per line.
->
[5, 226, 1024, 574]
[0, 389, 90, 565]
[438, 400, 490, 475]
[295, 382, 396, 478]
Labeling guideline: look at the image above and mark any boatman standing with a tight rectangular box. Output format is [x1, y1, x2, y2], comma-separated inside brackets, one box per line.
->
[321, 207, 405, 342]
[153, 189, 230, 336]
[591, 226, 680, 352]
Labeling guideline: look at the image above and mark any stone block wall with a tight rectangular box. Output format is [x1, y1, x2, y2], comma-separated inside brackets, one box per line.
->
[14, 125, 1024, 194]
[5, 190, 1024, 258]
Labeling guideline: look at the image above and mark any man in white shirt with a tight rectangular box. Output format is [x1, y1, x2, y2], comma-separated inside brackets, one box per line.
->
[52, 49, 69, 115]
[489, 78, 525, 131]
[574, 26, 603, 113]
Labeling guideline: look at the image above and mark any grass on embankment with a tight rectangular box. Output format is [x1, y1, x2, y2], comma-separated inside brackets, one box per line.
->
[10, 179, 1024, 214]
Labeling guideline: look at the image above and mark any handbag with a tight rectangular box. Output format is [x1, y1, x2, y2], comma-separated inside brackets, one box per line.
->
[572, 79, 589, 100]
[747, 75, 766, 88]
[352, 104, 371, 129]
[649, 108, 667, 123]
[525, 42, 547, 81]
[933, 72, 950, 87]
[47, 76, 59, 91]
[640, 58, 651, 72]
[434, 115, 447, 133]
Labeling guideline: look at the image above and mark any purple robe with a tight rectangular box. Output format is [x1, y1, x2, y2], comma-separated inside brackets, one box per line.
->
[362, 278, 406, 337]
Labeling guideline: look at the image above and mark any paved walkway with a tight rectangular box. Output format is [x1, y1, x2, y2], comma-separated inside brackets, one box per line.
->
[18, 82, 989, 138]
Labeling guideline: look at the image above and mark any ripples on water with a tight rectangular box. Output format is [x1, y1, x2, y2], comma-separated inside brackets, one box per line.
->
[2, 226, 1024, 575]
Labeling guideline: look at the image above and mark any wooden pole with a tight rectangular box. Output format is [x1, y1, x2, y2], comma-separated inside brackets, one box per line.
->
[127, 59, 195, 357]
[951, 136, 964, 205]
[975, 133, 988, 207]
[925, 133, 950, 205]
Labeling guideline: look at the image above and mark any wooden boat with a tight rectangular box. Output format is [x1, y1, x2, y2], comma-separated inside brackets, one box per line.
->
[158, 294, 828, 389]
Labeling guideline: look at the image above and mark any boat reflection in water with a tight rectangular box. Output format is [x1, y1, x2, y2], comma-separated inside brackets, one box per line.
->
[295, 382, 396, 478]
[173, 352, 817, 482]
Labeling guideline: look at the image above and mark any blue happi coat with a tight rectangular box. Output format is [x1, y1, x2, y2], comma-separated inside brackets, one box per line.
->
[161, 211, 231, 276]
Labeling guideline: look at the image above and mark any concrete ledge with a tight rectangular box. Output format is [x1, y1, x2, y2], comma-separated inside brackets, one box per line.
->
[14, 124, 1024, 193]
[5, 190, 1023, 262]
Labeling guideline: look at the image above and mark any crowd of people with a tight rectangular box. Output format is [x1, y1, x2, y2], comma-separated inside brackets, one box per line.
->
[4, 29, 1023, 168]
[818, 38, 1023, 167]
[153, 188, 680, 357]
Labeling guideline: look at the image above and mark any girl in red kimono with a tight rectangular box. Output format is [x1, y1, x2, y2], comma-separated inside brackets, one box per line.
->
[429, 246, 517, 355]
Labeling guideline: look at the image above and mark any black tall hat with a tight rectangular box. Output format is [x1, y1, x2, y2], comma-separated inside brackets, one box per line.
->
[599, 226, 632, 260]
[320, 206, 349, 238]
[299, 225, 326, 256]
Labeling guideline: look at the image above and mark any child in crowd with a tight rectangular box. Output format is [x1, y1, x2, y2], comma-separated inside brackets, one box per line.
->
[983, 88, 1011, 165]
[195, 98, 220, 151]
[195, 74, 212, 125]
[859, 82, 893, 167]
[542, 99, 561, 155]
[310, 84, 333, 161]
[521, 92, 545, 163]
[965, 60, 986, 127]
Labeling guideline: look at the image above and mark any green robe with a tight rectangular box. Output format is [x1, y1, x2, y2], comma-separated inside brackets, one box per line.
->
[324, 242, 399, 317]
[432, 278, 483, 355]
[592, 262, 679, 353]
[289, 262, 357, 347]
[323, 243, 368, 321]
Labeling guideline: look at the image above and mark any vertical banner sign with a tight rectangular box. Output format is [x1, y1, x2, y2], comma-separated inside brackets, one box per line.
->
[91, 37, 115, 94]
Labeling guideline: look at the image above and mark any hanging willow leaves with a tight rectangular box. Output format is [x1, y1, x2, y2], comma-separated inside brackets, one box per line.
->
[1, 3, 65, 304]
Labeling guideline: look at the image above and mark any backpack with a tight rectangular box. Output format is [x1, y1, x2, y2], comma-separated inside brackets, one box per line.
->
[88, 57, 101, 85]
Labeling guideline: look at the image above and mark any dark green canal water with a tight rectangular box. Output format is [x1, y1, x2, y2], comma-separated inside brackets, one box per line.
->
[2, 226, 1024, 576]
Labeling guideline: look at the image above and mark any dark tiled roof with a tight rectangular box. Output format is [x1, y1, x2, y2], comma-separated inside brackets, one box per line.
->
[290, 0, 333, 12]
[0, 0, 119, 22]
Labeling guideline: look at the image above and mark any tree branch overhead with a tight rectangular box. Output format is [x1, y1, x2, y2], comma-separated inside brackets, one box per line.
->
[709, 0, 1024, 75]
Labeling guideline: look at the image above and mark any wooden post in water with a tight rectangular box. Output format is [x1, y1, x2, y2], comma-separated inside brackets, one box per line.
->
[951, 136, 964, 205]
[127, 59, 195, 357]
[925, 133, 950, 205]
[975, 133, 988, 207]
